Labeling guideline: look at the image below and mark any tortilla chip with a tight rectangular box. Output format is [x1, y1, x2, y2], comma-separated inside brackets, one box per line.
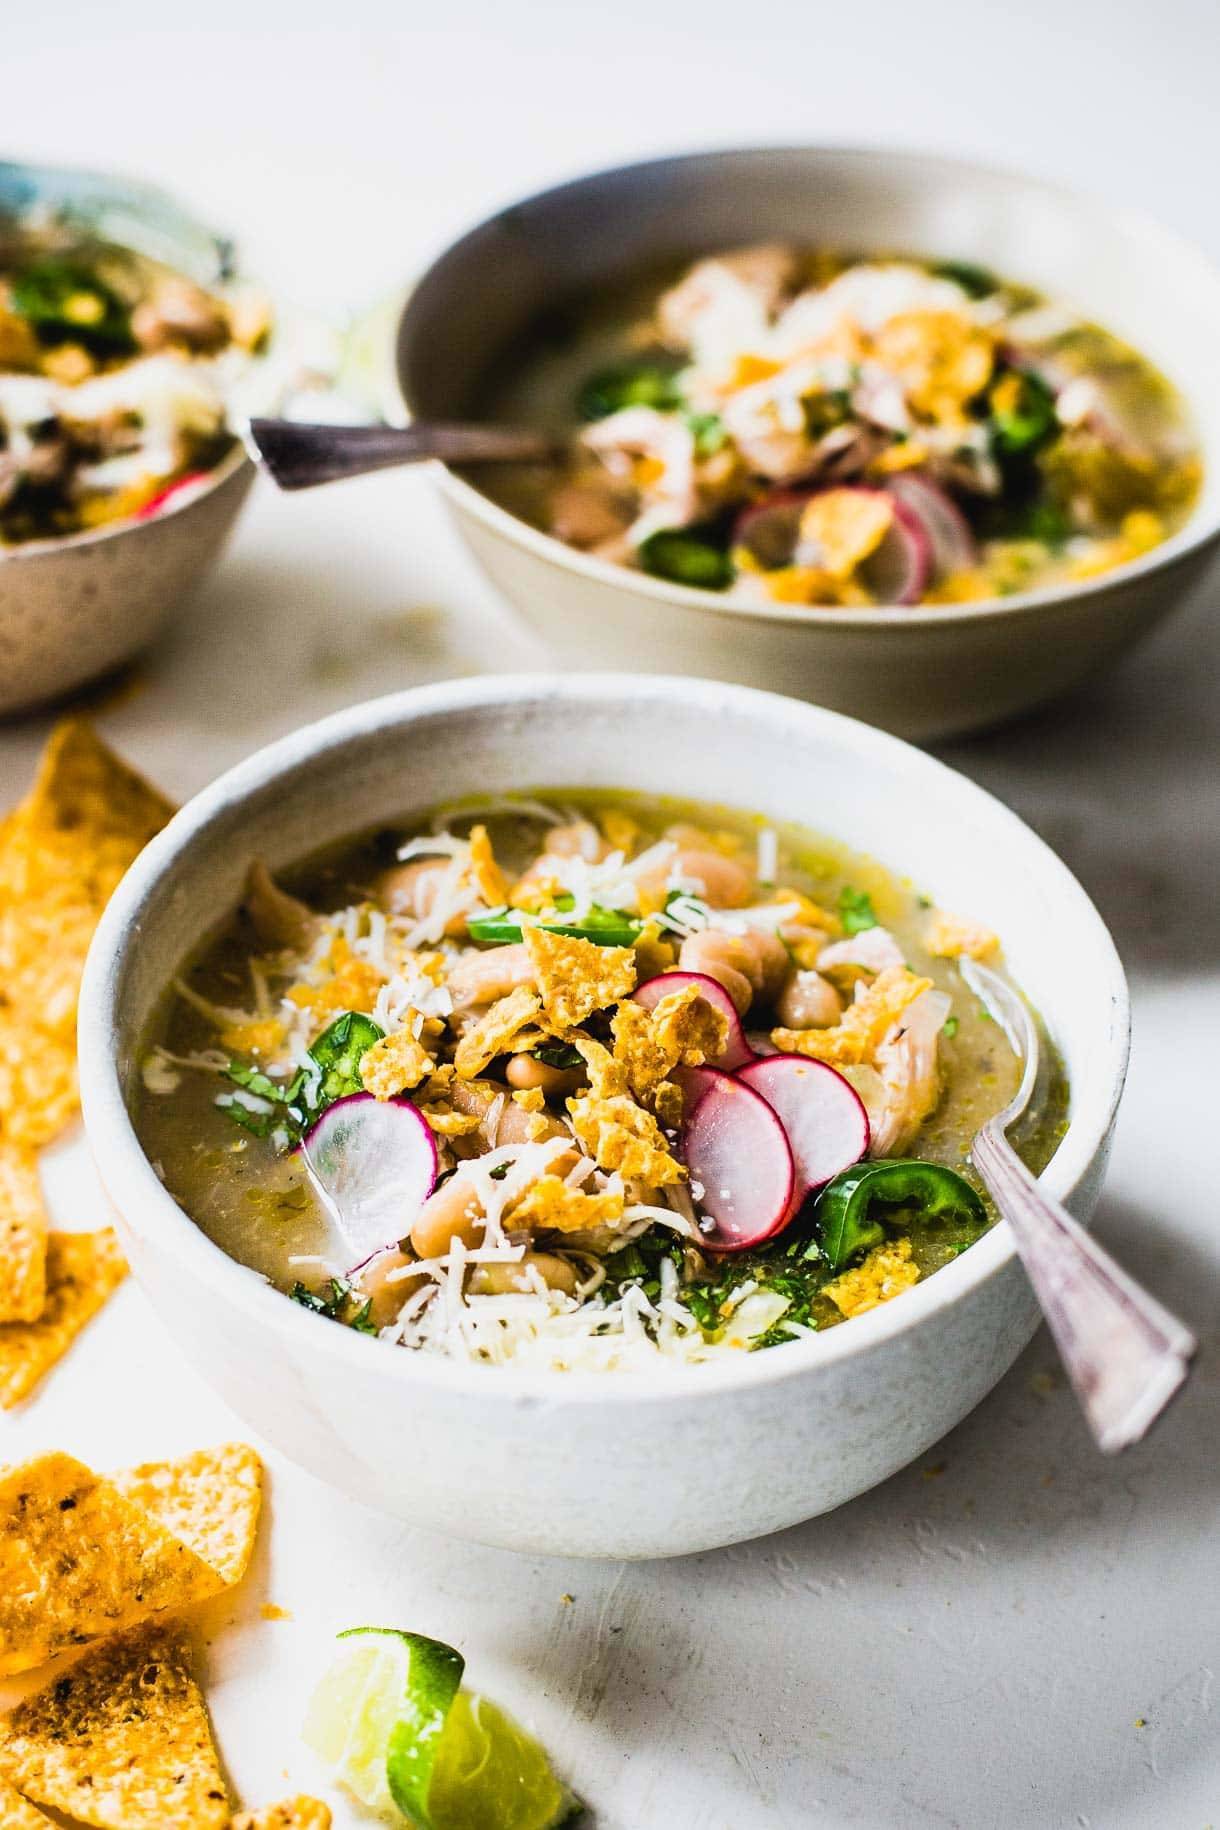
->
[453, 987, 543, 1079]
[0, 1452, 225, 1677]
[507, 1175, 626, 1234]
[524, 927, 636, 1029]
[0, 1775, 56, 1827]
[467, 824, 509, 908]
[824, 1237, 919, 1318]
[109, 1443, 263, 1588]
[0, 721, 174, 1151]
[567, 1087, 684, 1186]
[924, 910, 999, 961]
[231, 1800, 332, 1830]
[0, 1145, 47, 1324]
[359, 1027, 435, 1098]
[0, 1230, 127, 1410]
[0, 1621, 229, 1830]
[611, 985, 727, 1100]
[772, 967, 932, 1066]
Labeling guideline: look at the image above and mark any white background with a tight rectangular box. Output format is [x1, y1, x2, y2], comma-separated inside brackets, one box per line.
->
[2, 3, 1219, 1825]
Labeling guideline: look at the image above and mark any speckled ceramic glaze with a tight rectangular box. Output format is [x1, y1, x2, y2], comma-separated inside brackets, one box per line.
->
[398, 149, 1220, 740]
[0, 161, 257, 714]
[79, 676, 1130, 1559]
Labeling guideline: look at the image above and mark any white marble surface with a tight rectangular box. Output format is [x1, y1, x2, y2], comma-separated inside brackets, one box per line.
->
[3, 3, 1220, 1824]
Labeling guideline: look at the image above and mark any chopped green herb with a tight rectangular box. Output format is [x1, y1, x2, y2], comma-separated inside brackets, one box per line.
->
[11, 256, 134, 353]
[534, 1043, 584, 1070]
[684, 410, 728, 457]
[990, 370, 1057, 460]
[933, 259, 999, 300]
[290, 1277, 379, 1334]
[838, 885, 879, 936]
[576, 358, 683, 421]
[942, 1016, 959, 1039]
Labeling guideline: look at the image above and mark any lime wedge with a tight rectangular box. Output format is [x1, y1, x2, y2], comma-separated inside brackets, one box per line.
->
[304, 1627, 577, 1829]
[408, 1689, 577, 1830]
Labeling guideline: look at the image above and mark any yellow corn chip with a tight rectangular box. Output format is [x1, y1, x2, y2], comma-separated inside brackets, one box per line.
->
[924, 910, 999, 961]
[0, 1774, 55, 1827]
[0, 1230, 127, 1410]
[0, 1621, 229, 1830]
[453, 987, 543, 1080]
[0, 1145, 47, 1324]
[772, 967, 932, 1066]
[0, 721, 174, 1150]
[231, 1800, 332, 1830]
[566, 1087, 684, 1186]
[0, 1452, 224, 1677]
[507, 1175, 626, 1234]
[467, 824, 509, 907]
[109, 1443, 263, 1588]
[524, 927, 636, 1029]
[359, 1027, 435, 1098]
[824, 1237, 920, 1319]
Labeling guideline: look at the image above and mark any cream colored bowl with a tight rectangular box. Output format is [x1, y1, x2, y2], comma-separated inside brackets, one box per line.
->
[79, 675, 1129, 1559]
[398, 149, 1220, 741]
[0, 161, 257, 715]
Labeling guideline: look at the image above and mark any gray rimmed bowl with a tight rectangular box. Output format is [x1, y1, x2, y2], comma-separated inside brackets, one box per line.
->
[0, 160, 258, 715]
[397, 147, 1220, 741]
[79, 674, 1129, 1558]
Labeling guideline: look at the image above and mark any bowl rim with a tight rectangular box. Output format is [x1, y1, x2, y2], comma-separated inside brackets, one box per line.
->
[79, 672, 1131, 1405]
[0, 441, 251, 565]
[398, 141, 1220, 631]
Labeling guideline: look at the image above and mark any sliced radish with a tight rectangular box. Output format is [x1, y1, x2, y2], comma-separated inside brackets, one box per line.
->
[633, 971, 755, 1072]
[884, 473, 976, 576]
[738, 1054, 870, 1202]
[858, 495, 931, 604]
[732, 490, 811, 569]
[135, 470, 213, 520]
[679, 1067, 795, 1253]
[299, 1094, 438, 1261]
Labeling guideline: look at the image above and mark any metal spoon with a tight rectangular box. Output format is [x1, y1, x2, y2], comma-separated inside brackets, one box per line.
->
[963, 959, 1195, 1451]
[246, 418, 558, 491]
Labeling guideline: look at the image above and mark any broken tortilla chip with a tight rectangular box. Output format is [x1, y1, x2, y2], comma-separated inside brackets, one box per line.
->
[0, 721, 174, 1151]
[453, 986, 543, 1080]
[230, 1800, 333, 1830]
[0, 1145, 47, 1324]
[0, 1452, 225, 1677]
[0, 1621, 229, 1830]
[524, 927, 636, 1029]
[0, 1230, 127, 1410]
[0, 1775, 55, 1827]
[109, 1443, 263, 1588]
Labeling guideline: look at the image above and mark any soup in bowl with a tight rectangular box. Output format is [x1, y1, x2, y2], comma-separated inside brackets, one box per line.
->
[398, 148, 1220, 738]
[80, 677, 1127, 1557]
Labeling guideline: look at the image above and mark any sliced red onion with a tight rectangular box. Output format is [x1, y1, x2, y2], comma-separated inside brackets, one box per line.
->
[633, 971, 755, 1071]
[737, 1055, 870, 1203]
[883, 473, 976, 577]
[299, 1093, 438, 1262]
[679, 1066, 795, 1252]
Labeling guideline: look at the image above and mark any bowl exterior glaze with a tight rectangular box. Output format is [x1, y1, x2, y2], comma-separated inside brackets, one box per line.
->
[79, 676, 1129, 1558]
[0, 160, 256, 715]
[399, 148, 1220, 741]
[0, 452, 253, 715]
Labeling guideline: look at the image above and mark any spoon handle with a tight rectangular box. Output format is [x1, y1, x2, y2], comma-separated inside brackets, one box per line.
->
[972, 1122, 1196, 1452]
[246, 418, 557, 490]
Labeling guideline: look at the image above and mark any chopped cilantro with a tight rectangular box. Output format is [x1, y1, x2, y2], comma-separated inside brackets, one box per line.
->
[534, 1043, 584, 1070]
[839, 886, 879, 936]
[290, 1277, 378, 1334]
[942, 1016, 960, 1039]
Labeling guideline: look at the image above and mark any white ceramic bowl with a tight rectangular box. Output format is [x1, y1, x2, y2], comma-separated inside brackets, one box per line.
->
[398, 148, 1220, 741]
[80, 676, 1129, 1558]
[0, 160, 258, 714]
